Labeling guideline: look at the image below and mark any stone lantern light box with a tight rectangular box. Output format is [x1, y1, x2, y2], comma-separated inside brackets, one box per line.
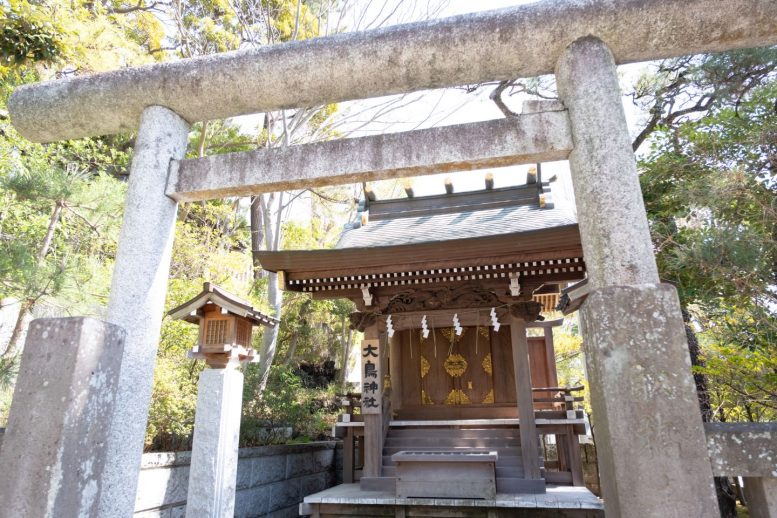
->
[168, 282, 278, 368]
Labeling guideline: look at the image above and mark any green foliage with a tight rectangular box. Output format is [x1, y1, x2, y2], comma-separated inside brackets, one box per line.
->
[145, 356, 201, 451]
[639, 74, 777, 422]
[0, 1, 64, 65]
[273, 293, 353, 366]
[178, 0, 241, 56]
[699, 302, 777, 422]
[0, 113, 127, 308]
[550, 319, 591, 415]
[0, 0, 159, 81]
[640, 80, 776, 307]
[241, 364, 338, 446]
[269, 0, 319, 42]
[188, 120, 257, 157]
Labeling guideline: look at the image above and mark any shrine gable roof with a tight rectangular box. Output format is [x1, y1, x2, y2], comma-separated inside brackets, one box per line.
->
[336, 183, 574, 250]
[258, 180, 582, 279]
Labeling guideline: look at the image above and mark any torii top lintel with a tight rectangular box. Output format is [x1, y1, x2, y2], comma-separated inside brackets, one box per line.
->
[9, 0, 777, 143]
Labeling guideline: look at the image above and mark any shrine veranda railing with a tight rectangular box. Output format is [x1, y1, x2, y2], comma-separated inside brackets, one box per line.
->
[334, 386, 588, 487]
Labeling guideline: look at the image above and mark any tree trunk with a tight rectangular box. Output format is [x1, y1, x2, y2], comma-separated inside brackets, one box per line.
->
[257, 271, 282, 392]
[2, 201, 63, 360]
[339, 325, 353, 393]
[255, 192, 286, 393]
[2, 299, 34, 360]
[250, 195, 264, 278]
[283, 329, 300, 367]
[683, 309, 738, 518]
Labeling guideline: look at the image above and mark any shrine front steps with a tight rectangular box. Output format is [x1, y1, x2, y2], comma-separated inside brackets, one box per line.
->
[301, 484, 605, 518]
[363, 474, 547, 495]
[367, 424, 545, 495]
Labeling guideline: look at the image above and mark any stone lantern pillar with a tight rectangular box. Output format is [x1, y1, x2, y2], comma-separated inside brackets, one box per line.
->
[187, 358, 244, 517]
[168, 283, 278, 517]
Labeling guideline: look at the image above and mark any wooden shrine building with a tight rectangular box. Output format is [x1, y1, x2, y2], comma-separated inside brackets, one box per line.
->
[258, 175, 600, 516]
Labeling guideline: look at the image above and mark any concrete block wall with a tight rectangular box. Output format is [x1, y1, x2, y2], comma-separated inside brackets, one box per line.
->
[134, 441, 338, 518]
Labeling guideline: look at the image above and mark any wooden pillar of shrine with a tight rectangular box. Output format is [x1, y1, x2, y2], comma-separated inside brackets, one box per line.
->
[360, 323, 385, 486]
[509, 315, 542, 484]
[389, 332, 402, 414]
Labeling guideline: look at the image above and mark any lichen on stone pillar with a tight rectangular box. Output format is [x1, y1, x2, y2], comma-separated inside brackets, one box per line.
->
[98, 105, 191, 517]
[556, 37, 719, 517]
[555, 36, 659, 289]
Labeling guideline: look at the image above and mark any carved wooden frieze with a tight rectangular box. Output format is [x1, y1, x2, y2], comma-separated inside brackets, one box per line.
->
[508, 301, 544, 322]
[482, 353, 493, 376]
[349, 311, 377, 332]
[384, 285, 501, 313]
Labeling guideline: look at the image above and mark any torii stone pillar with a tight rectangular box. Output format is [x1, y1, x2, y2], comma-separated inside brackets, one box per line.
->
[98, 106, 190, 516]
[744, 478, 777, 518]
[555, 37, 719, 517]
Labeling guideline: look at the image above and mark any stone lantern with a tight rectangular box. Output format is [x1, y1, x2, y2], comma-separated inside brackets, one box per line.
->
[167, 282, 278, 517]
[168, 282, 277, 368]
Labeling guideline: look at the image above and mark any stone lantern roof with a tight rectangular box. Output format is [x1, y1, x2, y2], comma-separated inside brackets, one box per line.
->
[167, 282, 278, 328]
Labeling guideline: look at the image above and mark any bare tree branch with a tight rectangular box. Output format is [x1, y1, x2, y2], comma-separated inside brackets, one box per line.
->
[489, 80, 519, 118]
[111, 0, 170, 14]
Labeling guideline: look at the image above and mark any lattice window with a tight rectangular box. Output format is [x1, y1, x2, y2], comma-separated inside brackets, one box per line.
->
[533, 293, 560, 313]
[205, 319, 228, 345]
[235, 319, 252, 346]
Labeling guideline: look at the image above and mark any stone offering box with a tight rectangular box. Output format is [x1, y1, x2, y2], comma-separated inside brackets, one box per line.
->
[392, 451, 498, 499]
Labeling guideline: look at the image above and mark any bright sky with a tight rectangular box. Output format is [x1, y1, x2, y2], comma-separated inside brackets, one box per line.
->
[328, 0, 649, 203]
[259, 0, 653, 220]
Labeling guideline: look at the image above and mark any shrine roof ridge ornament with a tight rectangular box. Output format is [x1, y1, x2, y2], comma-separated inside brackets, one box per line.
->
[335, 182, 573, 250]
[9, 0, 777, 143]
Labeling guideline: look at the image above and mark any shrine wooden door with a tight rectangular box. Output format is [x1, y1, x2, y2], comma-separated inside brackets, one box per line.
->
[400, 327, 496, 407]
[396, 325, 558, 418]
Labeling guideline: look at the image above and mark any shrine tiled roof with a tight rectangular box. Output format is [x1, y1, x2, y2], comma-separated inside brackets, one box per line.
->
[335, 182, 576, 250]
[256, 179, 582, 277]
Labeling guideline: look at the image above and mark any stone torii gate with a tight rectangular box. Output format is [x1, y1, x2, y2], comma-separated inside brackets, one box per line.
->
[3, 0, 777, 517]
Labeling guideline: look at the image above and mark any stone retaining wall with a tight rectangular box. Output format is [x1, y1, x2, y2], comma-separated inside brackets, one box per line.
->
[580, 443, 600, 496]
[135, 441, 339, 518]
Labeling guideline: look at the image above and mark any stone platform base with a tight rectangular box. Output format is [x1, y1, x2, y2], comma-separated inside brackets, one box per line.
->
[299, 484, 603, 517]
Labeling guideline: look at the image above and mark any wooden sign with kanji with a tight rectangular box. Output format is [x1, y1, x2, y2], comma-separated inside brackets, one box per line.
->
[360, 339, 381, 414]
